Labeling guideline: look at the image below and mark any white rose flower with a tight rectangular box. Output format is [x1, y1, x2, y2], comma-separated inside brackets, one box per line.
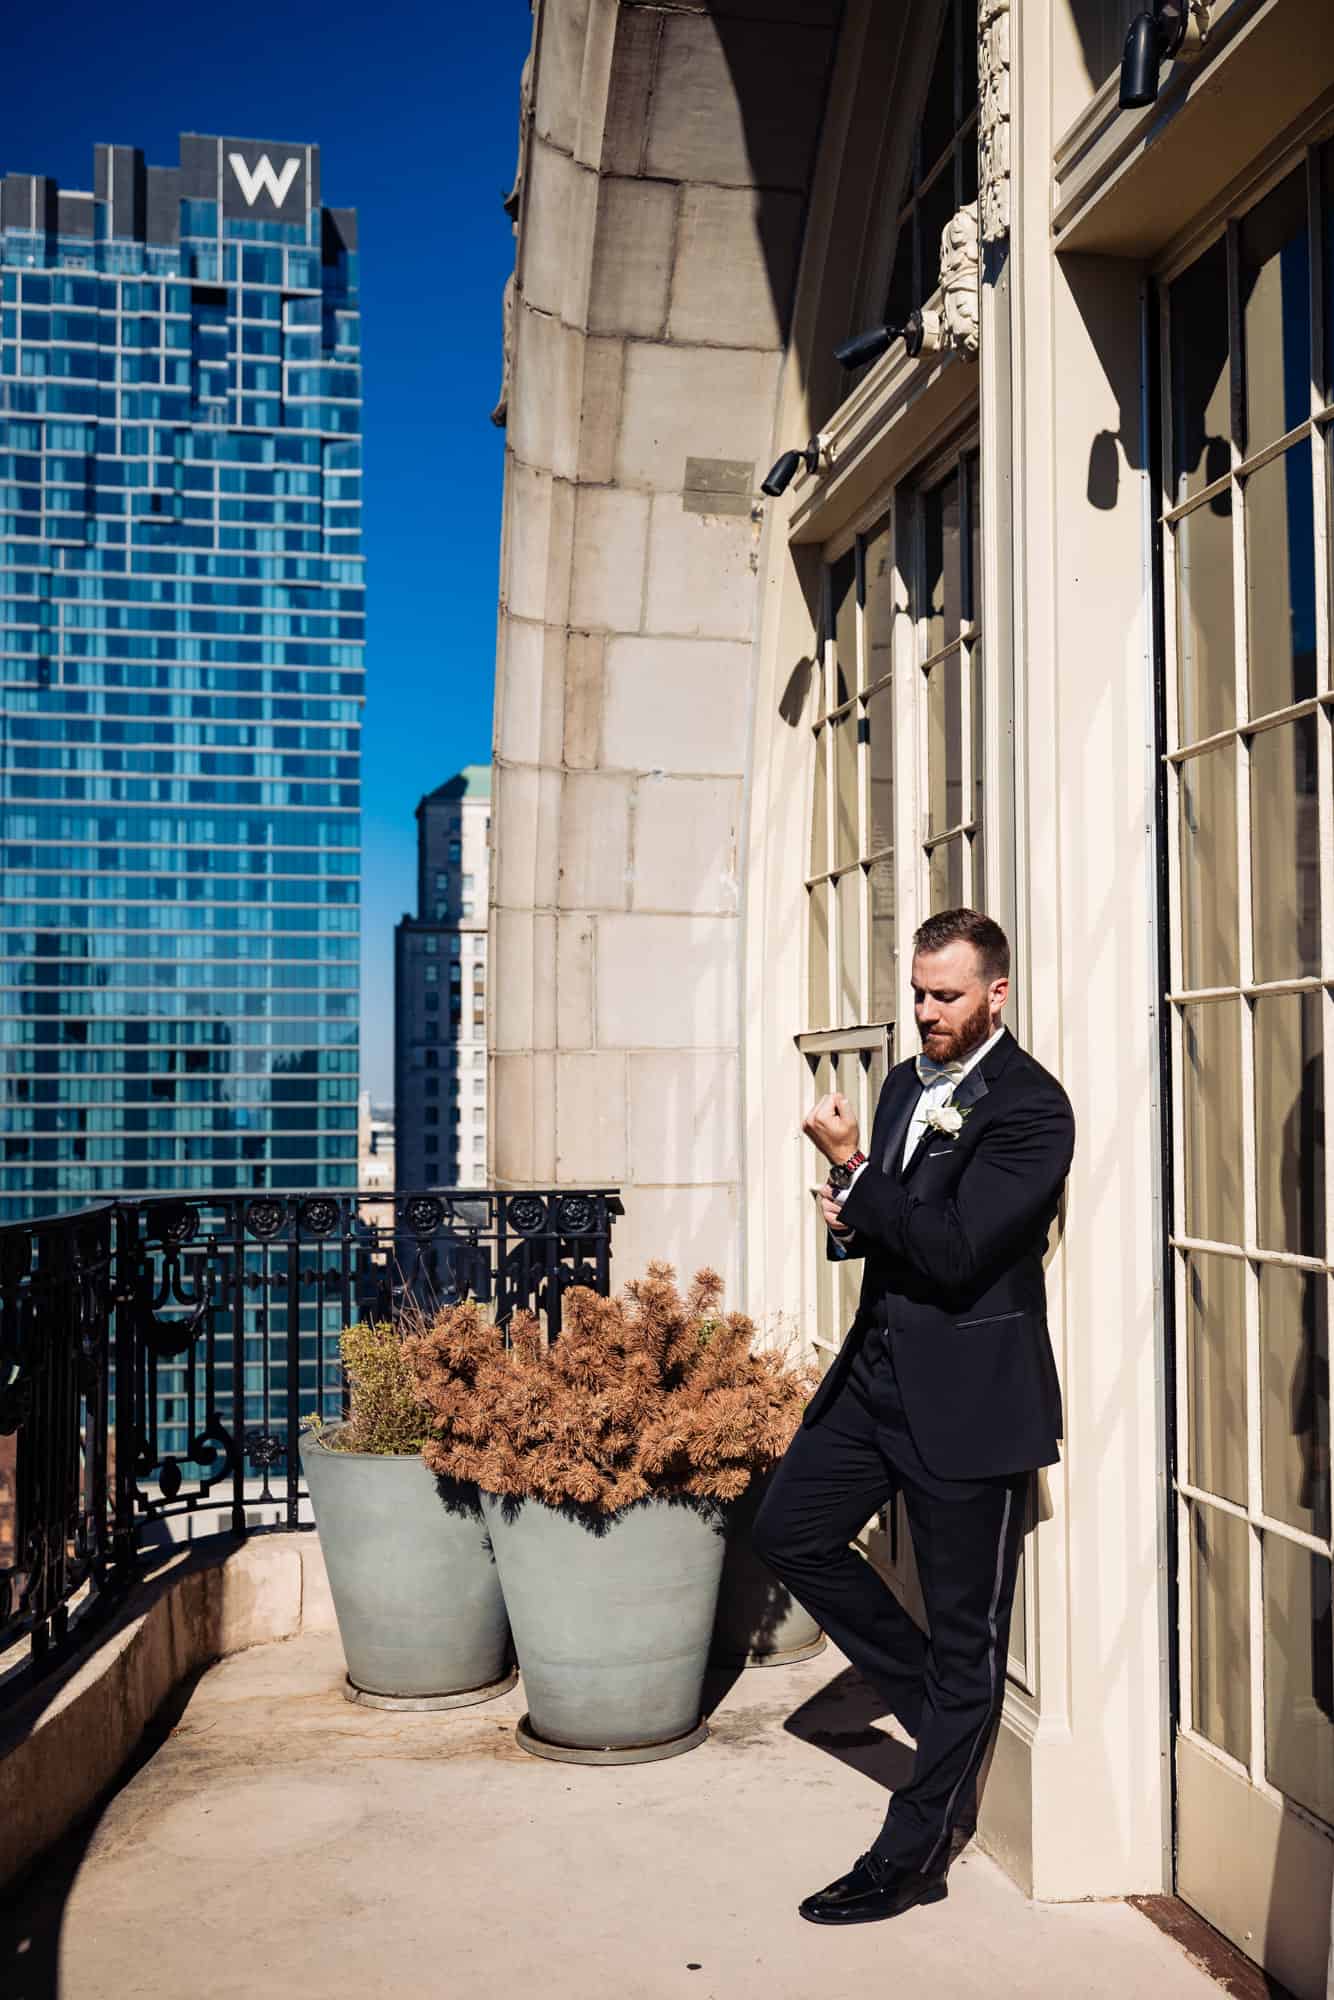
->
[924, 1103, 964, 1138]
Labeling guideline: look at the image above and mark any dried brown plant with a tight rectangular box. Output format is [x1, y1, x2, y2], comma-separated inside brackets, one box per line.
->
[402, 1264, 816, 1515]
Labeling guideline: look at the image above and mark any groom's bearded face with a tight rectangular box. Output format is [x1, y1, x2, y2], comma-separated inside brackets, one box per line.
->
[912, 943, 998, 1065]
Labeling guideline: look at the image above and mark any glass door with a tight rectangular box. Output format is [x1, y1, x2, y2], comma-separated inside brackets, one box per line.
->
[1159, 142, 1333, 1995]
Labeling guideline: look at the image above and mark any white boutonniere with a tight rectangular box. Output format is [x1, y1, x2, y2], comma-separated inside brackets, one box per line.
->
[924, 1102, 971, 1139]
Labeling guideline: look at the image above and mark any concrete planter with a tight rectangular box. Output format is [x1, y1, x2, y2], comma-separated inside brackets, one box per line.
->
[710, 1469, 826, 1668]
[479, 1490, 727, 1764]
[300, 1427, 515, 1708]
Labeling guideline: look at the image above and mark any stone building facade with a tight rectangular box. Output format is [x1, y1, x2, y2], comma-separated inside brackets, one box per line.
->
[488, 2, 1334, 1991]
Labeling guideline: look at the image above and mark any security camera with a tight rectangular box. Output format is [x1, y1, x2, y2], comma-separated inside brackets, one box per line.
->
[834, 311, 926, 372]
[1119, 0, 1190, 109]
[760, 448, 810, 498]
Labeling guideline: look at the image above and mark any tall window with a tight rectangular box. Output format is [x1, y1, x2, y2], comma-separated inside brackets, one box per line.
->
[885, 0, 979, 328]
[1161, 148, 1333, 1836]
[802, 508, 898, 1371]
[913, 451, 984, 909]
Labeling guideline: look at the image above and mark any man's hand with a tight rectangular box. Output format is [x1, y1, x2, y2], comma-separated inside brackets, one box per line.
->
[802, 1091, 860, 1165]
[818, 1180, 852, 1235]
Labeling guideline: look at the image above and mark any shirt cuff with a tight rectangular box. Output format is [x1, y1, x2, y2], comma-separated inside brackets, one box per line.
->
[834, 1160, 870, 1205]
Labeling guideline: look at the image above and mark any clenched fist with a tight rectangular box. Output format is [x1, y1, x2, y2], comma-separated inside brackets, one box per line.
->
[802, 1091, 860, 1166]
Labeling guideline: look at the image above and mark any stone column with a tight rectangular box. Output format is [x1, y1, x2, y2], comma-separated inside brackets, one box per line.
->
[490, 0, 835, 1290]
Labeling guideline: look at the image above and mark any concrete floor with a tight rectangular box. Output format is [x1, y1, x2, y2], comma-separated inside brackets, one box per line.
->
[2, 1630, 1225, 2000]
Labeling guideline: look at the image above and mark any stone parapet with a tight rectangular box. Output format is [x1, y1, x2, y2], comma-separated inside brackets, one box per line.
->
[0, 1532, 334, 1891]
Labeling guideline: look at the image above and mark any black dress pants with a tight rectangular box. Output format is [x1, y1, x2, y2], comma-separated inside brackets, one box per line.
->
[752, 1323, 1027, 1873]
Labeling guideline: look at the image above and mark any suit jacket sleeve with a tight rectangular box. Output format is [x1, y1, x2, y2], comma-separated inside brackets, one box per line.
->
[837, 1084, 1074, 1303]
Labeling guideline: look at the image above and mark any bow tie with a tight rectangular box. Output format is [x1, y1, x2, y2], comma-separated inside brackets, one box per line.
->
[915, 1053, 965, 1087]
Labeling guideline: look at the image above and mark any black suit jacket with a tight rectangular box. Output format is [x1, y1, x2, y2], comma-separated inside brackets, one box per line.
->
[804, 1028, 1075, 1481]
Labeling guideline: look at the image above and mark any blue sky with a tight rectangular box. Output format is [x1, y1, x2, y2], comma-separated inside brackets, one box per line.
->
[3, 0, 534, 1102]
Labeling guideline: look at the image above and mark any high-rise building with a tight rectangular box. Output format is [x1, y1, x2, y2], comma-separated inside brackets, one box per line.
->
[394, 767, 489, 1189]
[0, 137, 363, 1219]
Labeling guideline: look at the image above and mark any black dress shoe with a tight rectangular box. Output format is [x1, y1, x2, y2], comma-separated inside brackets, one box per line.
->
[798, 1851, 948, 1926]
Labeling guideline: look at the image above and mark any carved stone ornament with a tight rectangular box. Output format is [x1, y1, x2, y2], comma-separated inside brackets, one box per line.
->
[502, 49, 533, 228]
[978, 0, 1011, 246]
[491, 270, 515, 430]
[939, 202, 980, 356]
[919, 203, 980, 360]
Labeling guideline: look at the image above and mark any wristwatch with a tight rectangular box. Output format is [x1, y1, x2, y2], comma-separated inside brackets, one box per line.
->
[826, 1149, 867, 1191]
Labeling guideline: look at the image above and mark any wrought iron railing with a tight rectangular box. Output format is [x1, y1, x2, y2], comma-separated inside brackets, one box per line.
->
[0, 1187, 621, 1681]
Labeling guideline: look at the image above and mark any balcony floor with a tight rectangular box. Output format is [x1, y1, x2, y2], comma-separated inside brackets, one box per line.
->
[4, 1627, 1223, 2000]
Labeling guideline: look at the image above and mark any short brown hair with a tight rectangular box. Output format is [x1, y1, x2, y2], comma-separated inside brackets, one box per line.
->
[913, 908, 1010, 984]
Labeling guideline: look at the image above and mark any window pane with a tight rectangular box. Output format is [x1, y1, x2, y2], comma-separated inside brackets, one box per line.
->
[1179, 743, 1239, 990]
[1183, 1249, 1248, 1506]
[832, 710, 859, 870]
[869, 857, 896, 1022]
[924, 472, 962, 656]
[1259, 1263, 1330, 1541]
[970, 636, 985, 829]
[1264, 1538, 1334, 1826]
[863, 509, 895, 690]
[927, 650, 963, 835]
[1239, 167, 1310, 455]
[1254, 990, 1323, 1259]
[966, 452, 980, 624]
[810, 726, 828, 877]
[1171, 235, 1231, 504]
[807, 882, 830, 1029]
[1181, 1000, 1244, 1246]
[866, 682, 894, 855]
[831, 549, 857, 707]
[969, 826, 986, 908]
[929, 836, 963, 913]
[1250, 716, 1319, 983]
[1176, 495, 1235, 744]
[837, 868, 862, 1024]
[1245, 438, 1316, 717]
[917, 171, 955, 311]
[919, 0, 958, 178]
[1192, 1501, 1251, 1765]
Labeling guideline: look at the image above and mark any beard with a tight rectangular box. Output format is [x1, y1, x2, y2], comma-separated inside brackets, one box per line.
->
[919, 992, 993, 1066]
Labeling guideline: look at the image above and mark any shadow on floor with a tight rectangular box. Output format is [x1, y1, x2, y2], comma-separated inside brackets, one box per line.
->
[781, 1662, 917, 1795]
[0, 1667, 205, 2000]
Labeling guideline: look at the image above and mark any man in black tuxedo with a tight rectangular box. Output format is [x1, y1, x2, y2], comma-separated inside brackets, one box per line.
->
[753, 908, 1074, 1926]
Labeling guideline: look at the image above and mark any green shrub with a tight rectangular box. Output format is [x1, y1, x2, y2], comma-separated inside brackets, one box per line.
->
[305, 1317, 435, 1455]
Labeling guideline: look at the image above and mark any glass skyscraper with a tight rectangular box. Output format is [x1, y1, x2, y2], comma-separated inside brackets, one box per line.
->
[0, 136, 363, 1221]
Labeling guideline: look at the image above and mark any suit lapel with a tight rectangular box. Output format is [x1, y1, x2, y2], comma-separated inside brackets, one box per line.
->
[875, 1062, 920, 1180]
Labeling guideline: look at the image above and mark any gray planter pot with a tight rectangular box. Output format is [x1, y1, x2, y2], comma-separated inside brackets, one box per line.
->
[301, 1427, 514, 1708]
[710, 1469, 826, 1668]
[479, 1490, 726, 1764]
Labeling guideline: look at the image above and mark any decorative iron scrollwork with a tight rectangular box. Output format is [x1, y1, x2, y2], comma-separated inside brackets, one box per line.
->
[244, 1199, 286, 1241]
[555, 1195, 595, 1237]
[245, 1429, 286, 1471]
[190, 1416, 238, 1479]
[136, 1275, 211, 1361]
[149, 1202, 198, 1248]
[158, 1457, 182, 1501]
[508, 1195, 548, 1236]
[405, 1195, 443, 1237]
[298, 1197, 339, 1238]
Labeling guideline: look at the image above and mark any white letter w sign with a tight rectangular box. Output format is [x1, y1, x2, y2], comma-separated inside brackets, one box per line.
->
[228, 153, 301, 208]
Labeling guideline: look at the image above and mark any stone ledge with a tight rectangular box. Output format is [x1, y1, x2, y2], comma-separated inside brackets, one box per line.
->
[0, 1530, 333, 1891]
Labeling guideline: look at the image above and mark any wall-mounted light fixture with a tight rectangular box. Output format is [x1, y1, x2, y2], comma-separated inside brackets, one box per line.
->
[759, 435, 833, 499]
[834, 311, 926, 373]
[1119, 0, 1208, 110]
